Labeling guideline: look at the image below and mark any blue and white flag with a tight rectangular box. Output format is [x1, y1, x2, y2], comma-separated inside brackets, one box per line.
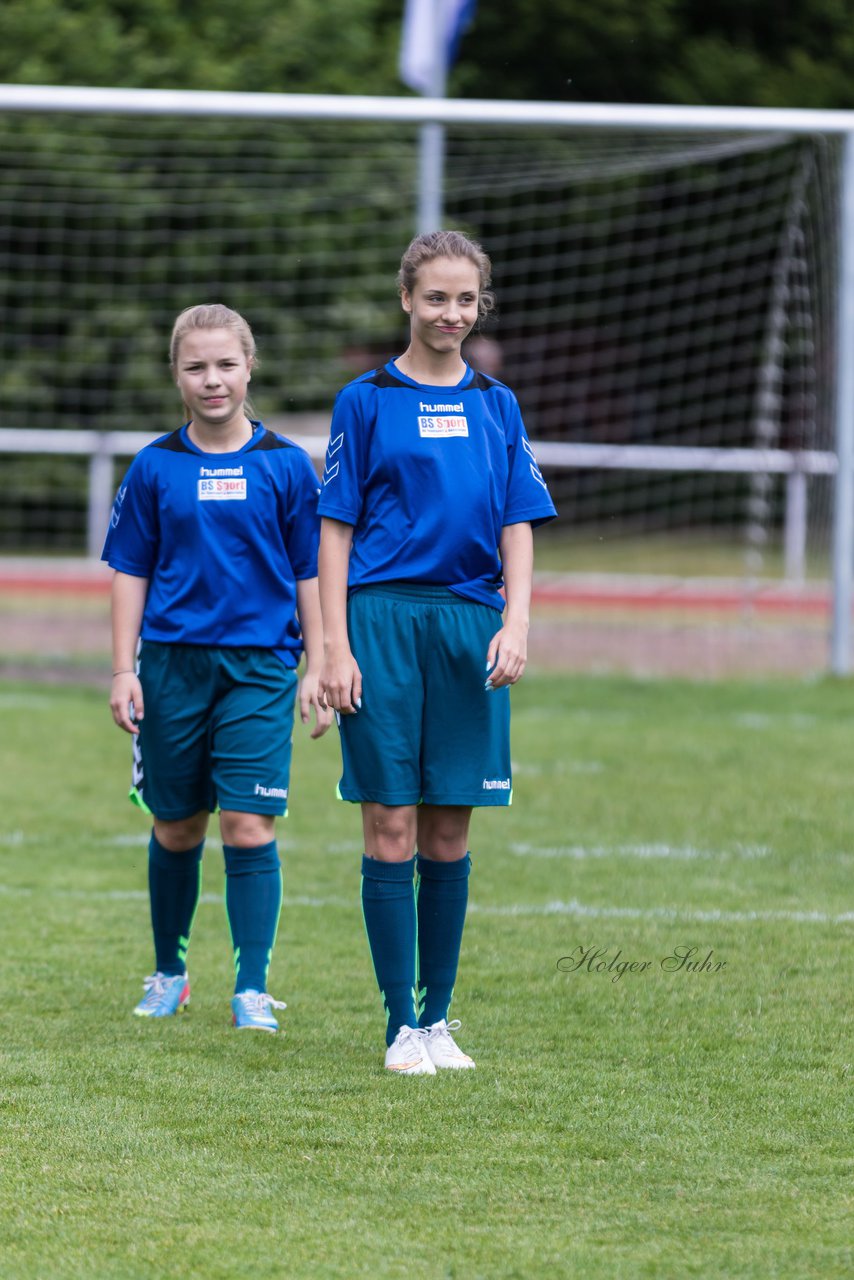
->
[399, 0, 477, 95]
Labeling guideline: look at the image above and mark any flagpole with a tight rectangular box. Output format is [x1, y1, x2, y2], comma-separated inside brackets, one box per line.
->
[416, 1, 447, 232]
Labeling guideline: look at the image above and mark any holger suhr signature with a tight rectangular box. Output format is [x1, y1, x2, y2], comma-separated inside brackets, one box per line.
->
[557, 945, 727, 983]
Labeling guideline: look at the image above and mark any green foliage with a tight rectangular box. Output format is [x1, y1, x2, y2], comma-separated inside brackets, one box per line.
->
[0, 1, 849, 561]
[0, 113, 416, 439]
[1, 0, 853, 109]
[0, 0, 400, 94]
[449, 0, 854, 109]
[0, 674, 852, 1277]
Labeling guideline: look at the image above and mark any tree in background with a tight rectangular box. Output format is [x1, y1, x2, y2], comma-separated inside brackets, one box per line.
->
[1, 1, 853, 109]
[0, 0, 849, 550]
[449, 0, 854, 109]
[0, 0, 400, 94]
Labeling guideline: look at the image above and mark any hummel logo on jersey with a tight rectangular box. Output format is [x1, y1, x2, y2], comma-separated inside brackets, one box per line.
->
[521, 437, 548, 491]
[418, 399, 468, 439]
[110, 484, 128, 528]
[198, 464, 247, 501]
[323, 433, 343, 485]
[482, 777, 511, 790]
[254, 782, 288, 800]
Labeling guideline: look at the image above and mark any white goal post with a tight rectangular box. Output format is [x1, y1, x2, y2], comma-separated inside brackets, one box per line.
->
[1, 86, 854, 671]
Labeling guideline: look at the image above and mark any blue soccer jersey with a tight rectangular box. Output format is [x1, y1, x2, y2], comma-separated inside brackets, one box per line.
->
[102, 423, 320, 666]
[317, 361, 556, 608]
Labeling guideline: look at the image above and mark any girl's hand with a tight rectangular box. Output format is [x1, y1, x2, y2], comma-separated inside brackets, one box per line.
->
[299, 669, 334, 739]
[485, 618, 529, 690]
[319, 647, 363, 716]
[110, 671, 144, 734]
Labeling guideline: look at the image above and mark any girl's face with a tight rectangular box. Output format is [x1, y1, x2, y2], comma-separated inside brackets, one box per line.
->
[174, 328, 253, 432]
[401, 256, 480, 360]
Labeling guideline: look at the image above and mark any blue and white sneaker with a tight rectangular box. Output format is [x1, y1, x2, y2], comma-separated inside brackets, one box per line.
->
[133, 971, 190, 1018]
[231, 990, 286, 1033]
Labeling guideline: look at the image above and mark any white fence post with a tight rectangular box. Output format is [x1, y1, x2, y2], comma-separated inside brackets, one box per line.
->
[87, 440, 115, 559]
[831, 131, 854, 675]
[783, 468, 808, 584]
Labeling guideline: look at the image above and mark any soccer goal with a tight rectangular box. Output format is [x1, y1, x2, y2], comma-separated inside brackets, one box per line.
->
[1, 88, 853, 671]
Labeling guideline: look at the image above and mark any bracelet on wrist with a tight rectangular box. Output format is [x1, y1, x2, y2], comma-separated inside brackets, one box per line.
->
[111, 669, 135, 677]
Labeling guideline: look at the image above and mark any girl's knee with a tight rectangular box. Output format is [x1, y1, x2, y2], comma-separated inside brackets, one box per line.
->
[219, 810, 277, 848]
[417, 805, 472, 859]
[361, 803, 417, 861]
[153, 811, 209, 851]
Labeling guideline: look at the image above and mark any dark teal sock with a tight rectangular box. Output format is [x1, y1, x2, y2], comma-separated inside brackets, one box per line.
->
[148, 832, 204, 977]
[223, 841, 282, 994]
[415, 852, 471, 1027]
[361, 855, 417, 1047]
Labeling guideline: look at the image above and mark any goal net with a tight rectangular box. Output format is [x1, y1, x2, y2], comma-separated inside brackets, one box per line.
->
[0, 104, 841, 604]
[446, 126, 839, 581]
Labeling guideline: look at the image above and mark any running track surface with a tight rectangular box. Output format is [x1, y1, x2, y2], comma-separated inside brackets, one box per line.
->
[0, 559, 835, 618]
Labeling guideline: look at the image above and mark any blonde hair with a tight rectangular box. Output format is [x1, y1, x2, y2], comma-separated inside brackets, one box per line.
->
[169, 303, 257, 368]
[397, 230, 495, 321]
[170, 303, 258, 419]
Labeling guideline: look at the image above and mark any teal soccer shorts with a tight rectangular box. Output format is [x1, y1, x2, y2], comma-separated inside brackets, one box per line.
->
[132, 642, 297, 819]
[338, 583, 512, 807]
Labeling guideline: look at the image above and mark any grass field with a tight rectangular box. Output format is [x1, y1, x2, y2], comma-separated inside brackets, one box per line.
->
[0, 673, 851, 1279]
[532, 530, 831, 581]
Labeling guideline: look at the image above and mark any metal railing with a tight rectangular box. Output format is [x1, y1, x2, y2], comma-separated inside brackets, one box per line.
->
[0, 426, 835, 580]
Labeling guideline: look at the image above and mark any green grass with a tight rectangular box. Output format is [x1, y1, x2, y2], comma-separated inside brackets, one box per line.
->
[534, 529, 831, 580]
[0, 674, 851, 1279]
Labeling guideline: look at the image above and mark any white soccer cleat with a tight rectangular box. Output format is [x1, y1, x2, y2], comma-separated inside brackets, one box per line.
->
[384, 1025, 437, 1075]
[422, 1019, 476, 1069]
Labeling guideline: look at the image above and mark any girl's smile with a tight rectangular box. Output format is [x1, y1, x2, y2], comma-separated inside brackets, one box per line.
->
[401, 255, 481, 365]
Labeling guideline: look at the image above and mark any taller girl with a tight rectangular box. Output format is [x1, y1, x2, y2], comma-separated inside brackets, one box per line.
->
[318, 231, 556, 1073]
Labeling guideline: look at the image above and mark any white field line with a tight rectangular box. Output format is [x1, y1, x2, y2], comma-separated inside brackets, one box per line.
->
[0, 689, 824, 730]
[468, 900, 854, 925]
[0, 882, 850, 924]
[733, 712, 819, 730]
[2, 834, 769, 860]
[515, 707, 822, 731]
[0, 694, 56, 710]
[510, 842, 770, 860]
[511, 760, 604, 776]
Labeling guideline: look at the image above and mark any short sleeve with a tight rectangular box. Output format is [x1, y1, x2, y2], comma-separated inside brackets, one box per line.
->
[500, 391, 557, 528]
[283, 449, 322, 580]
[317, 384, 371, 526]
[100, 455, 159, 576]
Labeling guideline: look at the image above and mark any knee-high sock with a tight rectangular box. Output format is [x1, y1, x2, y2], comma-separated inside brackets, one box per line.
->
[361, 855, 417, 1046]
[415, 852, 471, 1027]
[223, 841, 282, 994]
[148, 832, 204, 977]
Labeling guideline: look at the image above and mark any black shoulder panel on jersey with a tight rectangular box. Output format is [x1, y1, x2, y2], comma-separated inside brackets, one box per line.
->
[363, 368, 407, 389]
[467, 369, 499, 391]
[364, 367, 497, 392]
[151, 429, 192, 453]
[250, 429, 293, 452]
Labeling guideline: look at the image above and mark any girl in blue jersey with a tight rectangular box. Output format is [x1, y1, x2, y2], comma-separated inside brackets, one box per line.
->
[104, 303, 331, 1032]
[318, 231, 556, 1073]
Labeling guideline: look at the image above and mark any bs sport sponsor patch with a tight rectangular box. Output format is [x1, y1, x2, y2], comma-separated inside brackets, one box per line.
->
[198, 465, 247, 501]
[417, 400, 469, 439]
